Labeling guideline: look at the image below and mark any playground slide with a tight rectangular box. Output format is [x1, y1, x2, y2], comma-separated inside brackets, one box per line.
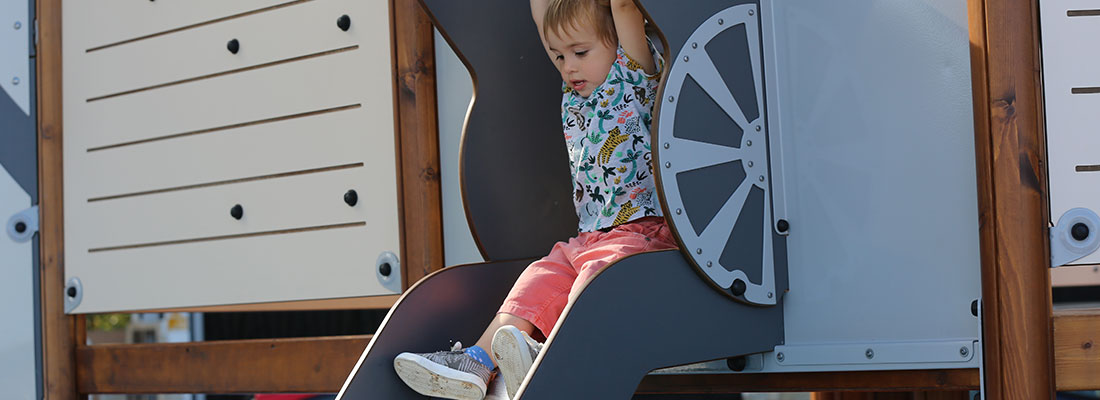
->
[335, 250, 783, 399]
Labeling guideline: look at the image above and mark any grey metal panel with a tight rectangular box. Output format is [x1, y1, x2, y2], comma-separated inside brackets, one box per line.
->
[420, 0, 578, 261]
[516, 250, 783, 399]
[335, 259, 531, 400]
[0, 58, 35, 199]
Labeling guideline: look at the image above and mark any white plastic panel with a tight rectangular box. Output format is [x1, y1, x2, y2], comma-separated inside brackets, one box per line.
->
[63, 0, 400, 313]
[762, 0, 980, 371]
[1041, 0, 1100, 266]
[0, 166, 35, 400]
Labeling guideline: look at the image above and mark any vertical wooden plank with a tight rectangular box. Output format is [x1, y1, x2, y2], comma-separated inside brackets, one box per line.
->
[967, 0, 1055, 397]
[391, 0, 444, 288]
[37, 0, 78, 399]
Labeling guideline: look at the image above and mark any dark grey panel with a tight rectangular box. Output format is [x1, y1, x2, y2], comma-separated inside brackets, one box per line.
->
[639, 0, 758, 61]
[720, 186, 763, 284]
[517, 250, 783, 399]
[421, 0, 578, 261]
[673, 75, 742, 148]
[0, 57, 36, 199]
[706, 23, 759, 123]
[336, 259, 531, 400]
[676, 160, 744, 236]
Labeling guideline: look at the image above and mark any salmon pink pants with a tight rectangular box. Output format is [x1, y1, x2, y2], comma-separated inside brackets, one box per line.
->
[497, 216, 678, 337]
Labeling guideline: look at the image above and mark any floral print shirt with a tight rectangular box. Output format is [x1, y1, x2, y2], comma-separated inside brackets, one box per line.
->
[562, 41, 664, 232]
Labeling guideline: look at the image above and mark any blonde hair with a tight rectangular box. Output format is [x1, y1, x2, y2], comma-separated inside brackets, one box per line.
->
[543, 0, 618, 47]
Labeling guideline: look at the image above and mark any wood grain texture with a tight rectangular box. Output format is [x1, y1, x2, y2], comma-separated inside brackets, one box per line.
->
[1054, 308, 1100, 391]
[76, 336, 372, 394]
[967, 0, 1054, 397]
[391, 0, 444, 288]
[36, 0, 79, 399]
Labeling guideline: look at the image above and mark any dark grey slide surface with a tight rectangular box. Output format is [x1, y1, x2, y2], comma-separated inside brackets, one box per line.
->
[421, 0, 579, 261]
[336, 259, 531, 399]
[516, 250, 783, 399]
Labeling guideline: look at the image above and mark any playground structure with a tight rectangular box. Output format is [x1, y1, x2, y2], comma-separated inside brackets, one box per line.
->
[9, 0, 1100, 399]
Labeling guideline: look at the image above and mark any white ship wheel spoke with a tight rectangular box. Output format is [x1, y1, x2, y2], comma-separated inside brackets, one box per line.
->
[686, 51, 751, 130]
[696, 178, 753, 253]
[667, 138, 744, 173]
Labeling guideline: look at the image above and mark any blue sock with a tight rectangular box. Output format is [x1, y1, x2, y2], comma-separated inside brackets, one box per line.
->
[464, 345, 495, 369]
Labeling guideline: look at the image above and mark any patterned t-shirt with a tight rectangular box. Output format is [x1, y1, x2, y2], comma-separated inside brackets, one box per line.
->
[562, 41, 664, 232]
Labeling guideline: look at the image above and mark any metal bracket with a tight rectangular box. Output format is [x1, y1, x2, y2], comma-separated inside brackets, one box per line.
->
[1050, 207, 1100, 267]
[6, 204, 36, 243]
[376, 251, 402, 293]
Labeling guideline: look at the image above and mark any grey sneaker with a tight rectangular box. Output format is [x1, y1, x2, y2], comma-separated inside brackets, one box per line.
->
[491, 326, 543, 398]
[393, 342, 492, 400]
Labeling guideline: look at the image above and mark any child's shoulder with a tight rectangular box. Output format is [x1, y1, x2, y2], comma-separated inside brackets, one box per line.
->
[614, 38, 663, 80]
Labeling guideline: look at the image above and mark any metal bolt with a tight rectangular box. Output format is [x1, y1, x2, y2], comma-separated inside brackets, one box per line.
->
[668, 95, 675, 103]
[665, 161, 671, 168]
[865, 349, 874, 359]
[749, 9, 755, 16]
[676, 208, 682, 215]
[747, 161, 754, 168]
[691, 42, 698, 49]
[756, 125, 762, 132]
[776, 352, 785, 362]
[11, 77, 18, 85]
[767, 292, 773, 299]
[960, 347, 970, 357]
[696, 248, 703, 254]
[13, 21, 20, 30]
[706, 261, 713, 267]
[718, 18, 724, 25]
[683, 55, 689, 62]
[1093, 266, 1098, 273]
[758, 175, 765, 182]
[663, 142, 670, 149]
[746, 140, 752, 146]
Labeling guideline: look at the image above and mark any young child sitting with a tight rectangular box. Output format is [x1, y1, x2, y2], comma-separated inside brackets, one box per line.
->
[393, 0, 674, 398]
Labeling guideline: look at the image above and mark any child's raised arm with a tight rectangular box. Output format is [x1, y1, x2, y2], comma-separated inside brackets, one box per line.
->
[531, 0, 553, 58]
[610, 0, 656, 75]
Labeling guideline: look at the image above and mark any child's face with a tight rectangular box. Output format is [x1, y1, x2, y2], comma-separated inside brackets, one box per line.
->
[546, 24, 617, 98]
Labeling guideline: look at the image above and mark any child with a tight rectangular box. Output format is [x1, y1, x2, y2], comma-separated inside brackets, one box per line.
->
[393, 0, 675, 398]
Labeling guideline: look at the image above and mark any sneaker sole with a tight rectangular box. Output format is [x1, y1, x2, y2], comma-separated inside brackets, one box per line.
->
[492, 327, 534, 399]
[393, 352, 487, 400]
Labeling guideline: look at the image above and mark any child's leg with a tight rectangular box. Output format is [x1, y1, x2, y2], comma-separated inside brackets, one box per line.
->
[569, 218, 678, 302]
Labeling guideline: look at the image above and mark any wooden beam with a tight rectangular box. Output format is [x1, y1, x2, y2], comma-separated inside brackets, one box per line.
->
[967, 0, 1054, 397]
[1053, 308, 1100, 391]
[119, 294, 399, 313]
[76, 335, 372, 394]
[637, 369, 978, 394]
[391, 0, 444, 289]
[36, 0, 79, 399]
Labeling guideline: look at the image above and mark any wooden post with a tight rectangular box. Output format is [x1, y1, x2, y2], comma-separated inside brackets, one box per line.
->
[391, 0, 445, 289]
[36, 0, 80, 399]
[967, 0, 1055, 398]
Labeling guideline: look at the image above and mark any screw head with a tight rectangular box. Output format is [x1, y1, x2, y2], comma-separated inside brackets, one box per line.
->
[67, 286, 77, 298]
[731, 279, 747, 296]
[668, 95, 675, 103]
[776, 352, 785, 362]
[767, 291, 773, 298]
[663, 142, 670, 149]
[865, 349, 874, 359]
[11, 77, 19, 85]
[230, 204, 244, 220]
[683, 55, 689, 62]
[378, 262, 392, 277]
[971, 299, 979, 317]
[756, 125, 762, 132]
[675, 208, 682, 215]
[13, 21, 20, 30]
[696, 248, 702, 254]
[665, 162, 671, 168]
[691, 42, 698, 49]
[706, 261, 712, 267]
[749, 9, 755, 16]
[227, 38, 240, 54]
[344, 189, 359, 206]
[1072, 222, 1090, 241]
[777, 219, 789, 233]
[718, 18, 724, 25]
[960, 347, 970, 357]
[747, 161, 754, 168]
[758, 175, 765, 182]
[14, 221, 26, 233]
[337, 14, 351, 31]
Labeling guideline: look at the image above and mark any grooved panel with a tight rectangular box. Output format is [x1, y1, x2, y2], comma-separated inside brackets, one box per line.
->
[62, 0, 400, 313]
[1042, 0, 1100, 266]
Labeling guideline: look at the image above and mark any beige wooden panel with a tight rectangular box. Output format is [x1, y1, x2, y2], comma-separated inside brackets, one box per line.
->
[1052, 265, 1100, 287]
[62, 0, 399, 313]
[71, 0, 285, 52]
[73, 225, 397, 313]
[71, 166, 386, 251]
[78, 106, 368, 200]
[77, 0, 363, 100]
[68, 48, 366, 151]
